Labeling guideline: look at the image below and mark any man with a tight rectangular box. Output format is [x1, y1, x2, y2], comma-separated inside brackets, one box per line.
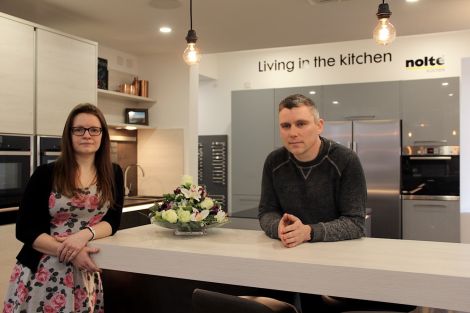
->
[259, 94, 366, 247]
[258, 94, 414, 313]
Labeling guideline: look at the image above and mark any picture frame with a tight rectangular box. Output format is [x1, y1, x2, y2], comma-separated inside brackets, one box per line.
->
[125, 108, 149, 125]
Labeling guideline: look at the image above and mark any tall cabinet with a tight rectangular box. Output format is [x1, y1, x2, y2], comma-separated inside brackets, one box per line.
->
[0, 13, 97, 136]
[0, 16, 34, 134]
[36, 29, 97, 136]
[231, 89, 275, 217]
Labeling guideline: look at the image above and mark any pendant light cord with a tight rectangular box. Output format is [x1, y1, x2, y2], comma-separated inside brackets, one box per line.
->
[190, 0, 193, 30]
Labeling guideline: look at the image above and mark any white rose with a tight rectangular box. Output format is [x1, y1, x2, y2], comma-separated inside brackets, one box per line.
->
[200, 197, 214, 210]
[216, 210, 227, 223]
[181, 175, 193, 186]
[177, 209, 191, 223]
[162, 209, 178, 223]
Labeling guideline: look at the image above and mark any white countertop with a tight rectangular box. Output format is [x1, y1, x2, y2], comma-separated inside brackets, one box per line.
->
[91, 224, 470, 311]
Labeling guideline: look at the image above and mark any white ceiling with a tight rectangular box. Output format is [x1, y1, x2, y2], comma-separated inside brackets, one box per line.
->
[1, 0, 470, 56]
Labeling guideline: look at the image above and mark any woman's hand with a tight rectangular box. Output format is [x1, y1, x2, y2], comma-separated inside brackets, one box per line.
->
[55, 229, 93, 263]
[71, 246, 101, 273]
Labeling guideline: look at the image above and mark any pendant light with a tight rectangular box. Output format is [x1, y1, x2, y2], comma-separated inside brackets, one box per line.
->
[373, 0, 396, 45]
[183, 0, 201, 65]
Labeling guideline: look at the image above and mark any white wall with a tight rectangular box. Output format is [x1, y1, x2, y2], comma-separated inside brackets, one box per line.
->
[139, 53, 197, 179]
[199, 30, 470, 137]
[461, 58, 470, 243]
[199, 30, 470, 240]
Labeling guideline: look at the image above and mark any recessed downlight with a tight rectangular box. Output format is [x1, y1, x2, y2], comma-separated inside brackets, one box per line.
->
[442, 82, 449, 86]
[332, 101, 339, 105]
[159, 26, 172, 33]
[309, 91, 316, 95]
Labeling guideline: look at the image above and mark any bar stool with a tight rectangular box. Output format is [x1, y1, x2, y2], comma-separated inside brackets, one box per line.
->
[192, 288, 299, 313]
[321, 294, 416, 312]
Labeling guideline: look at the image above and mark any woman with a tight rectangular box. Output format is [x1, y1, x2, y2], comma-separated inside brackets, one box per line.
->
[3, 103, 124, 313]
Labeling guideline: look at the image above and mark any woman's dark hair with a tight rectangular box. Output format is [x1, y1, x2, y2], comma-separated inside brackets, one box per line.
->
[53, 103, 114, 207]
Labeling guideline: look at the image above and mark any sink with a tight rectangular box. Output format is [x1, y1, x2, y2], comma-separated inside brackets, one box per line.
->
[123, 196, 162, 207]
[125, 196, 163, 201]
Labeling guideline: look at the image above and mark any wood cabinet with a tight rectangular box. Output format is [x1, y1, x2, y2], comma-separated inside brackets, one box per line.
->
[36, 29, 97, 135]
[400, 77, 459, 147]
[0, 16, 34, 134]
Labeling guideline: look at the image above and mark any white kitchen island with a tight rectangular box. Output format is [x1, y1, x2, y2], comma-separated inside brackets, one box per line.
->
[92, 224, 470, 312]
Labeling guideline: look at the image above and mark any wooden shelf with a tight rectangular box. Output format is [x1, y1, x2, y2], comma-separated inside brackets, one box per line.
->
[108, 122, 155, 130]
[98, 89, 155, 103]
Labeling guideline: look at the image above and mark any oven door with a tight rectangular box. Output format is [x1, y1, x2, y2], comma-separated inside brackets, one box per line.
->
[401, 155, 459, 196]
[0, 153, 31, 209]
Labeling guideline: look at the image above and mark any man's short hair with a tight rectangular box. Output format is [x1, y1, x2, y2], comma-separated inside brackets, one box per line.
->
[278, 94, 320, 121]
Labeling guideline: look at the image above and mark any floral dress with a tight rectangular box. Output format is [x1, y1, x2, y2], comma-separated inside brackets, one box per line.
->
[3, 185, 108, 313]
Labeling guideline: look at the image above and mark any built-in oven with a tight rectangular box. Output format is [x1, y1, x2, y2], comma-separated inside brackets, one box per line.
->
[37, 136, 61, 166]
[0, 134, 33, 225]
[401, 145, 460, 242]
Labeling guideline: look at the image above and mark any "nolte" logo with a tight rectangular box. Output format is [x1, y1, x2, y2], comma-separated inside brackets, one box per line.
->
[405, 56, 445, 68]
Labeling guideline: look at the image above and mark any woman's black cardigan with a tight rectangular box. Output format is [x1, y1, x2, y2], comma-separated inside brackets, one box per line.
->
[15, 162, 124, 273]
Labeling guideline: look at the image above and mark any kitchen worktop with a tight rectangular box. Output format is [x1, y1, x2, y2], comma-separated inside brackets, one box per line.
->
[91, 224, 470, 311]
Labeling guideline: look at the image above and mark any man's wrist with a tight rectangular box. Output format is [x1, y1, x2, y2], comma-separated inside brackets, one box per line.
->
[303, 225, 313, 242]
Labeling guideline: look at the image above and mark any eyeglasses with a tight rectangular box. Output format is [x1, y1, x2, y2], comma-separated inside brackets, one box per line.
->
[71, 127, 102, 136]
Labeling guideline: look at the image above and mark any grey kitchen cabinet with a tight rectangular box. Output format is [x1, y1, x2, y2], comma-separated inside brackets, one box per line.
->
[36, 29, 97, 136]
[400, 77, 459, 147]
[274, 86, 324, 148]
[231, 89, 275, 199]
[231, 194, 261, 218]
[402, 199, 460, 242]
[322, 81, 400, 121]
[0, 15, 35, 135]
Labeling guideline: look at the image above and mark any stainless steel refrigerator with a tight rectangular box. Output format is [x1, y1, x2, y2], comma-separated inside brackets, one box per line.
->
[322, 120, 402, 239]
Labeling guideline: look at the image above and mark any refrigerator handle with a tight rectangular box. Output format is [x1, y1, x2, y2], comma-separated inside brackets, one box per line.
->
[352, 141, 357, 152]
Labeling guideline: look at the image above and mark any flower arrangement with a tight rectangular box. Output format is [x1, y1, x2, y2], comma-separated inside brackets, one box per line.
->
[149, 175, 228, 233]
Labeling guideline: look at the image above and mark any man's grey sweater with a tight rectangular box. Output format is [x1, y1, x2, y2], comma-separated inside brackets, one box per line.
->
[258, 137, 367, 242]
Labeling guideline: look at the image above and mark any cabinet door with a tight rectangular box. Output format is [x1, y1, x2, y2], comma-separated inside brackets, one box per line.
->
[402, 199, 460, 242]
[274, 86, 323, 148]
[401, 77, 459, 147]
[231, 89, 274, 196]
[36, 29, 97, 135]
[231, 194, 260, 218]
[0, 17, 34, 134]
[323, 81, 399, 121]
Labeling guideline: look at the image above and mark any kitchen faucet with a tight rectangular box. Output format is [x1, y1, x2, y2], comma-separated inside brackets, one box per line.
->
[124, 164, 145, 196]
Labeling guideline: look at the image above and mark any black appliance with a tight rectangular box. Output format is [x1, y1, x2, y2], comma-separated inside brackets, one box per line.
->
[401, 145, 459, 199]
[37, 136, 61, 166]
[0, 134, 33, 224]
[198, 135, 228, 212]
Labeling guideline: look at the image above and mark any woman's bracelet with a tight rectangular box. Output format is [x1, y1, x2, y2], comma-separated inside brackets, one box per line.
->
[85, 226, 96, 241]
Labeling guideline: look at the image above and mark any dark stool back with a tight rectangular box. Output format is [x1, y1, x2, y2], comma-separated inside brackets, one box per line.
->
[192, 288, 299, 313]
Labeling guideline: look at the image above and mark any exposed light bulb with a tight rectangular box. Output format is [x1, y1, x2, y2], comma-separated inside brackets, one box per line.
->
[373, 18, 396, 45]
[373, 2, 396, 45]
[183, 0, 201, 65]
[183, 42, 201, 65]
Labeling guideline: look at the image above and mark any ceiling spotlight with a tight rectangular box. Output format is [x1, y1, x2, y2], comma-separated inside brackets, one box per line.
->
[309, 91, 316, 95]
[183, 0, 201, 65]
[159, 26, 172, 33]
[373, 0, 396, 45]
